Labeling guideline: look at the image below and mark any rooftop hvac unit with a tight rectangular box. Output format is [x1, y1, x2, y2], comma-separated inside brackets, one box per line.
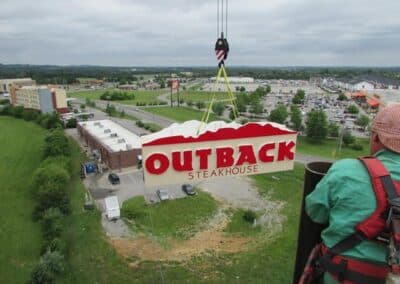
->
[117, 138, 126, 143]
[110, 133, 118, 138]
[126, 144, 132, 150]
[94, 122, 101, 126]
[104, 129, 111, 133]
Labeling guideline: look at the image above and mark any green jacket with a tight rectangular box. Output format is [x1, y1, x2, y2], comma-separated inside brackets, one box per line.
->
[305, 149, 400, 283]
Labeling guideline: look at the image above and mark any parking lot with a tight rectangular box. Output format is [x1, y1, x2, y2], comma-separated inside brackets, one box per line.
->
[263, 85, 370, 138]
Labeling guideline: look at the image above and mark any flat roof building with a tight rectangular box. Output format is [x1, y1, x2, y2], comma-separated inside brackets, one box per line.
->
[77, 120, 142, 169]
[0, 78, 36, 93]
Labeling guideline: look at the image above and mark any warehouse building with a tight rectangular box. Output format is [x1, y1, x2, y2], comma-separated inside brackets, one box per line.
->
[11, 86, 68, 113]
[0, 78, 36, 93]
[77, 120, 142, 169]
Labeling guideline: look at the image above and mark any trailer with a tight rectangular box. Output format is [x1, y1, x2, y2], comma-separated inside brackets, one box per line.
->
[104, 196, 120, 221]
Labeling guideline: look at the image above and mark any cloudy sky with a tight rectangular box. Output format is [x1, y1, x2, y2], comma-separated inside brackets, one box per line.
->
[1, 0, 400, 66]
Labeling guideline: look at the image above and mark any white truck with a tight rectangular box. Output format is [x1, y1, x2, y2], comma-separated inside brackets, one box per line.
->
[104, 196, 120, 221]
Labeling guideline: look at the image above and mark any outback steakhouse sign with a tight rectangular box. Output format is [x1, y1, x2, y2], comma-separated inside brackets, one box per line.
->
[141, 121, 297, 187]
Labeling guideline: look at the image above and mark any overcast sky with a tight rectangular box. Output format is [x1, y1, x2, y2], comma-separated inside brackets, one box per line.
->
[1, 0, 400, 66]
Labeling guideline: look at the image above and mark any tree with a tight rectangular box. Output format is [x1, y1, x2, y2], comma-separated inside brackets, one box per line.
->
[265, 85, 271, 94]
[290, 105, 302, 131]
[249, 100, 264, 115]
[269, 104, 288, 124]
[296, 89, 306, 100]
[292, 89, 306, 104]
[355, 114, 370, 128]
[239, 86, 246, 92]
[347, 104, 359, 114]
[305, 109, 328, 143]
[328, 122, 339, 138]
[212, 102, 225, 116]
[337, 93, 348, 101]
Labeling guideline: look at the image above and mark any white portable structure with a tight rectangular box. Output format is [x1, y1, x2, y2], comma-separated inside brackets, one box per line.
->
[104, 196, 120, 220]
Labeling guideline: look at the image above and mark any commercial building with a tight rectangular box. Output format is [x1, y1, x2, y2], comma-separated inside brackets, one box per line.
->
[77, 120, 142, 169]
[0, 78, 36, 93]
[11, 86, 68, 113]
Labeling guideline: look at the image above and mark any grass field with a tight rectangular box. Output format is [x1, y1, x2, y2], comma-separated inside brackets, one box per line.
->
[296, 136, 370, 159]
[173, 91, 235, 103]
[0, 117, 45, 283]
[1, 117, 371, 283]
[121, 192, 219, 240]
[68, 89, 164, 104]
[145, 106, 220, 122]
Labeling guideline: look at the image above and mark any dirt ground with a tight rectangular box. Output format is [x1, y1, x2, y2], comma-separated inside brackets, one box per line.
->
[109, 208, 252, 262]
[107, 179, 285, 263]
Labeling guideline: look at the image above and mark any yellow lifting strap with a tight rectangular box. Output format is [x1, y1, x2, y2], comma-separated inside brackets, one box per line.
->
[198, 65, 239, 134]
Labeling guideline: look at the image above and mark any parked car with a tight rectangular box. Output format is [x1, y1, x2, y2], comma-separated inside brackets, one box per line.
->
[156, 189, 170, 201]
[182, 184, 196, 196]
[108, 173, 120, 185]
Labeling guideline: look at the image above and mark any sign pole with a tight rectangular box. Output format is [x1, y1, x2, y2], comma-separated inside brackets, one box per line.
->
[177, 83, 180, 107]
[170, 83, 173, 107]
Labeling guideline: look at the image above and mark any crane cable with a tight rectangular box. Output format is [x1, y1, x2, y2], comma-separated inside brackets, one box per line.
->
[198, 0, 238, 134]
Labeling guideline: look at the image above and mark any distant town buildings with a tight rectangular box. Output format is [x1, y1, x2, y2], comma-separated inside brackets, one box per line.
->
[11, 86, 68, 114]
[322, 75, 400, 91]
[0, 78, 36, 93]
[144, 82, 160, 90]
[118, 84, 138, 90]
[209, 77, 255, 83]
[76, 78, 104, 87]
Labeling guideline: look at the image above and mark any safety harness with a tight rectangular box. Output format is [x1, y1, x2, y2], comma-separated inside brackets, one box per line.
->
[300, 157, 400, 284]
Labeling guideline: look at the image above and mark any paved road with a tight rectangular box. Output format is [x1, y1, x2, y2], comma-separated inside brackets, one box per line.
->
[75, 98, 174, 128]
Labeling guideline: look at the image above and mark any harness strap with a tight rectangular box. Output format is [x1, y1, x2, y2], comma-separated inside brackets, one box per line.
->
[320, 244, 389, 284]
[323, 233, 365, 258]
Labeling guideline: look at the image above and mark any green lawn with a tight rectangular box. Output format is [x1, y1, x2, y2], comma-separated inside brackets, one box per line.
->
[1, 117, 308, 283]
[145, 106, 220, 122]
[296, 136, 370, 159]
[122, 192, 219, 240]
[0, 117, 45, 283]
[173, 91, 235, 103]
[68, 89, 165, 104]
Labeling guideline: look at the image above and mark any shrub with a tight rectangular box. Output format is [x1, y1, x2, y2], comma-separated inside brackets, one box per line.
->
[31, 250, 64, 284]
[22, 109, 40, 121]
[136, 120, 144, 128]
[33, 164, 71, 217]
[243, 209, 257, 224]
[42, 208, 63, 240]
[12, 105, 24, 118]
[43, 129, 70, 158]
[65, 118, 77, 128]
[350, 143, 364, 151]
[240, 118, 249, 125]
[342, 131, 355, 146]
[187, 100, 193, 107]
[41, 238, 66, 255]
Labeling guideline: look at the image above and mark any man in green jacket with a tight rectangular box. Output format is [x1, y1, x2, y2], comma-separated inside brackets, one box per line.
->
[306, 103, 400, 283]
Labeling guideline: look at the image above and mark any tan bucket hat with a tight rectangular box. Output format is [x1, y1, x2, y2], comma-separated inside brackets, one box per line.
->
[371, 103, 400, 153]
